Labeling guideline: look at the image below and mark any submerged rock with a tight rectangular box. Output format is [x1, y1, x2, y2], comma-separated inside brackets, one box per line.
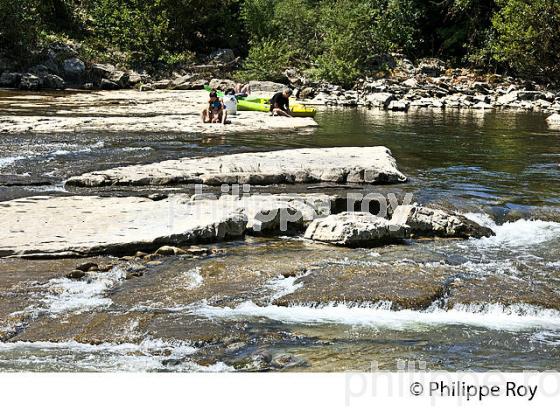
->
[391, 205, 494, 239]
[304, 212, 408, 247]
[154, 246, 188, 256]
[274, 262, 448, 309]
[65, 146, 407, 187]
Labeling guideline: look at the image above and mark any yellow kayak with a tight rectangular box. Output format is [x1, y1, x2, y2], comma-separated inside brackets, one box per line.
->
[238, 96, 316, 117]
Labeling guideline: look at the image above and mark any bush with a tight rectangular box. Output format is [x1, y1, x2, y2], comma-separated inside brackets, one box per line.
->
[237, 40, 293, 82]
[490, 0, 560, 83]
[311, 0, 420, 86]
[0, 0, 41, 62]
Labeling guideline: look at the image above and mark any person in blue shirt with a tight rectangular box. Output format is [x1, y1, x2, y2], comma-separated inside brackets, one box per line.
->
[201, 90, 227, 124]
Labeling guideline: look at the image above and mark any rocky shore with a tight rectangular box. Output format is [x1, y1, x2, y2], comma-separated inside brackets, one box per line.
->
[2, 45, 560, 124]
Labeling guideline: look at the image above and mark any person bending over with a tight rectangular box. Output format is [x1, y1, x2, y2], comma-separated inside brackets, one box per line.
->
[270, 88, 292, 117]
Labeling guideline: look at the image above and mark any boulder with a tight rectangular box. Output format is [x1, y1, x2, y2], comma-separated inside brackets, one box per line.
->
[365, 92, 395, 108]
[19, 74, 42, 90]
[0, 72, 22, 88]
[209, 78, 236, 91]
[127, 71, 143, 86]
[66, 146, 408, 187]
[497, 92, 519, 106]
[209, 48, 235, 64]
[108, 70, 129, 88]
[99, 78, 120, 90]
[169, 75, 205, 90]
[42, 74, 65, 90]
[247, 80, 286, 93]
[299, 87, 316, 99]
[153, 79, 171, 89]
[66, 270, 86, 279]
[304, 212, 408, 247]
[390, 205, 494, 239]
[139, 83, 156, 92]
[154, 245, 187, 256]
[472, 101, 493, 110]
[63, 57, 85, 81]
[76, 262, 99, 272]
[387, 100, 409, 111]
[417, 58, 446, 77]
[546, 113, 560, 126]
[29, 65, 49, 77]
[91, 63, 116, 80]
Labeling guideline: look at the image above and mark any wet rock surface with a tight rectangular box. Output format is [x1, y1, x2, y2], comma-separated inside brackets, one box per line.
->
[447, 276, 560, 311]
[274, 263, 448, 309]
[65, 146, 407, 187]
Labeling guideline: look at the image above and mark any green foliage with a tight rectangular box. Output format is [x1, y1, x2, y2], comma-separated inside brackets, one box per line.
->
[311, 0, 420, 86]
[490, 0, 560, 82]
[237, 40, 293, 82]
[0, 0, 41, 61]
[241, 0, 276, 42]
[86, 0, 170, 65]
[1, 0, 560, 86]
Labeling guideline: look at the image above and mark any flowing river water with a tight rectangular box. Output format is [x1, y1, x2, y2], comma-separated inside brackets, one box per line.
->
[1, 95, 559, 372]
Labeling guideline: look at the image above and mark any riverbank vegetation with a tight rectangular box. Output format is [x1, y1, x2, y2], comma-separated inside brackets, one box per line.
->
[1, 0, 560, 86]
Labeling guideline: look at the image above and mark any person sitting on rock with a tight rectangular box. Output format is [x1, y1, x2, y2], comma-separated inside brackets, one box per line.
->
[234, 82, 251, 97]
[202, 90, 228, 124]
[270, 88, 292, 117]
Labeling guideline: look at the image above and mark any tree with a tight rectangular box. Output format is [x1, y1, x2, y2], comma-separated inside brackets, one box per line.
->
[491, 0, 560, 83]
[0, 0, 41, 61]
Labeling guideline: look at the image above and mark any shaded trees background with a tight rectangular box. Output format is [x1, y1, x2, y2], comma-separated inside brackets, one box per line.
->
[1, 0, 559, 85]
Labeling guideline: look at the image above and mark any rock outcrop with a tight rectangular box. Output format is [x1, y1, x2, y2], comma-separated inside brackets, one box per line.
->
[65, 146, 407, 187]
[304, 212, 408, 246]
[390, 205, 494, 239]
[0, 196, 248, 258]
[0, 193, 335, 258]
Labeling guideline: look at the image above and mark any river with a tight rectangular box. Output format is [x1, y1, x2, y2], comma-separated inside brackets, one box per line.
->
[0, 95, 559, 371]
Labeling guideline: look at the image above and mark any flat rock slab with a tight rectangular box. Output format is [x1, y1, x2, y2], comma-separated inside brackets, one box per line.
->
[66, 146, 407, 188]
[274, 263, 449, 310]
[0, 193, 333, 258]
[0, 195, 247, 258]
[0, 90, 318, 134]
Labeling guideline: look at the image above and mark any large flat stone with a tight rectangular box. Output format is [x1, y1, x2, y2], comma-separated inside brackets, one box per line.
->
[0, 90, 317, 134]
[274, 263, 448, 310]
[0, 195, 247, 258]
[0, 194, 334, 258]
[65, 146, 407, 187]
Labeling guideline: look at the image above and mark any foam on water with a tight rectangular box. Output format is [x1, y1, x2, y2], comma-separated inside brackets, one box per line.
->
[0, 339, 231, 372]
[41, 267, 126, 314]
[180, 267, 204, 290]
[0, 156, 25, 169]
[191, 301, 560, 332]
[465, 213, 560, 249]
[265, 269, 311, 301]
